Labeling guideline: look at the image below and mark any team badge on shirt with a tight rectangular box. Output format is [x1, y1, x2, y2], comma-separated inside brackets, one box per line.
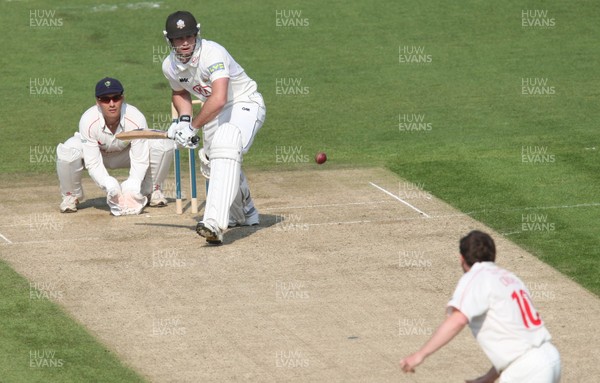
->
[208, 62, 225, 74]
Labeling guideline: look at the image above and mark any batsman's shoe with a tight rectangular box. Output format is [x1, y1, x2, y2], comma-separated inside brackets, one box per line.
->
[60, 194, 79, 213]
[196, 219, 223, 245]
[149, 189, 168, 207]
[228, 207, 260, 228]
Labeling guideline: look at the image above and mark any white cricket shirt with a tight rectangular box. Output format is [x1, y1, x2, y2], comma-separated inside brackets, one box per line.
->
[162, 39, 258, 104]
[447, 262, 552, 372]
[78, 103, 149, 192]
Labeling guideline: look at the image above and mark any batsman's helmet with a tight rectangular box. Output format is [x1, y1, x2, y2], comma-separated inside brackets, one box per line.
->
[164, 11, 200, 39]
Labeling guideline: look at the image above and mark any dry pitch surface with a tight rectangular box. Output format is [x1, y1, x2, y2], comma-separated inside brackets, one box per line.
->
[0, 168, 598, 382]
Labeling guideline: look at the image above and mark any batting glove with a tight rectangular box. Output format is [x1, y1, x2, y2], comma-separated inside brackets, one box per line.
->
[175, 125, 200, 149]
[167, 115, 191, 139]
[166, 121, 178, 139]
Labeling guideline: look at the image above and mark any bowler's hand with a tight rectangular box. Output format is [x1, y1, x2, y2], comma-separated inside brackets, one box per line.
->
[399, 352, 424, 373]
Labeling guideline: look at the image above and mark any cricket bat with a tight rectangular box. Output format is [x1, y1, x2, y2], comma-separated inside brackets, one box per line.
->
[116, 129, 169, 140]
[116, 129, 199, 144]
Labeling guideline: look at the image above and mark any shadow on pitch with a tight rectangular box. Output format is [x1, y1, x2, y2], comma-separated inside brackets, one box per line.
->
[77, 197, 110, 213]
[76, 196, 198, 215]
[134, 214, 281, 246]
[223, 214, 280, 245]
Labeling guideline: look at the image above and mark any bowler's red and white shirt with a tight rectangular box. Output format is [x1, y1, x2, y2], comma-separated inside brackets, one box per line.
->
[447, 262, 552, 372]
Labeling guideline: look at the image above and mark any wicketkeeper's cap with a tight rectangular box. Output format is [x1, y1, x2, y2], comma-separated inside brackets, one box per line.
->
[164, 10, 199, 39]
[95, 77, 124, 97]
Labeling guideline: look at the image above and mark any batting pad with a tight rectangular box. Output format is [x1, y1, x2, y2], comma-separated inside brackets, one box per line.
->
[229, 171, 252, 225]
[204, 123, 242, 230]
[56, 143, 84, 198]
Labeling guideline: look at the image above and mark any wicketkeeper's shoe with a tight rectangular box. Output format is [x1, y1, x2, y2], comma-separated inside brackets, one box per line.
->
[196, 219, 223, 245]
[149, 189, 168, 207]
[228, 207, 260, 228]
[60, 194, 79, 213]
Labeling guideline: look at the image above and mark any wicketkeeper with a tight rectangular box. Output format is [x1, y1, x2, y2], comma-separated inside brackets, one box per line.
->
[162, 11, 266, 244]
[56, 77, 174, 215]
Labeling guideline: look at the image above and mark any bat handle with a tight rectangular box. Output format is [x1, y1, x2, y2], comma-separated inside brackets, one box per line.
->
[172, 116, 200, 146]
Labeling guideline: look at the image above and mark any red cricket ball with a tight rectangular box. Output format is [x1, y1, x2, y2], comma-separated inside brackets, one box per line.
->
[315, 152, 327, 164]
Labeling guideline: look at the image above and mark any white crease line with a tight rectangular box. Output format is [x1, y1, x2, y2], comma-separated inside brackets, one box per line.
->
[261, 200, 391, 211]
[258, 201, 600, 216]
[306, 218, 413, 227]
[516, 203, 599, 211]
[1, 237, 101, 246]
[299, 212, 470, 227]
[0, 213, 194, 226]
[0, 233, 12, 244]
[369, 182, 430, 218]
[460, 203, 600, 217]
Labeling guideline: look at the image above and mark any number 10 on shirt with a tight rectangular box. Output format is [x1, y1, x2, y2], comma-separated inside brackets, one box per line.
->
[512, 289, 542, 328]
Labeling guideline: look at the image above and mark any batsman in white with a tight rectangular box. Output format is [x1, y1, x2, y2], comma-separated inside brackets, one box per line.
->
[162, 11, 266, 244]
[400, 230, 561, 383]
[56, 77, 173, 215]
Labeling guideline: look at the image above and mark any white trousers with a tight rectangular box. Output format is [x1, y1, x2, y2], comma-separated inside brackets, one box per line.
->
[203, 92, 266, 154]
[57, 133, 173, 198]
[500, 342, 561, 383]
[201, 92, 265, 229]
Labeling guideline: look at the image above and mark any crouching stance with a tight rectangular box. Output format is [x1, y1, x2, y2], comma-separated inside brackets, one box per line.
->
[56, 77, 173, 215]
[162, 11, 266, 244]
[400, 231, 561, 383]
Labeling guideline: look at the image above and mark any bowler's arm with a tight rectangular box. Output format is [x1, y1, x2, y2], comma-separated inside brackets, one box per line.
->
[399, 308, 469, 373]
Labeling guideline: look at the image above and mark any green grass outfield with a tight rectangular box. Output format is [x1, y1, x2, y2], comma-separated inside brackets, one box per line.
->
[0, 0, 598, 380]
